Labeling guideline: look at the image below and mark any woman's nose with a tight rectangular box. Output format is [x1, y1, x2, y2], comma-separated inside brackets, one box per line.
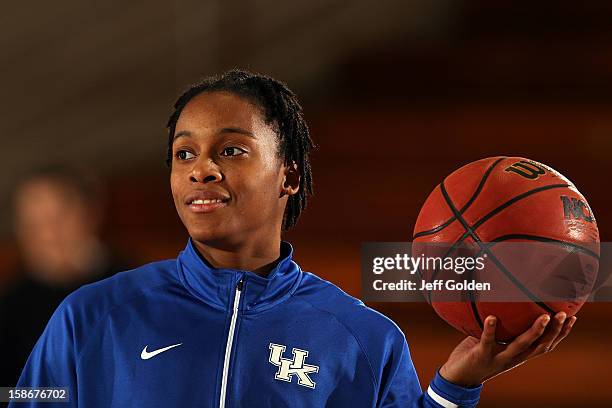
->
[190, 158, 222, 183]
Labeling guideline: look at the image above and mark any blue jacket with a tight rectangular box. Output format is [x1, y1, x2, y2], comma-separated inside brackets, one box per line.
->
[12, 240, 482, 407]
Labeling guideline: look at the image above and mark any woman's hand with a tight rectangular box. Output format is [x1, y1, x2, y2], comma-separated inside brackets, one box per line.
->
[439, 312, 575, 387]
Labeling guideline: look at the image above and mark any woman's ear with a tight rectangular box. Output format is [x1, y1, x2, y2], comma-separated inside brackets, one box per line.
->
[280, 162, 300, 197]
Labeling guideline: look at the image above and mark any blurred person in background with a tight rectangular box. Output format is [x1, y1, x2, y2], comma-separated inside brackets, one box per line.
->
[0, 165, 129, 389]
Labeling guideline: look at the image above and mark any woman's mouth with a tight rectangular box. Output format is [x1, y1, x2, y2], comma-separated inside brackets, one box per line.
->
[187, 198, 228, 213]
[191, 199, 224, 205]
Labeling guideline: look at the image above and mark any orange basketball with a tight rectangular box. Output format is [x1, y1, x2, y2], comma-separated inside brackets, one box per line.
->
[413, 157, 600, 341]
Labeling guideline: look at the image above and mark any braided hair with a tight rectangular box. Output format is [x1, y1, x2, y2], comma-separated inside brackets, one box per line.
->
[166, 69, 314, 231]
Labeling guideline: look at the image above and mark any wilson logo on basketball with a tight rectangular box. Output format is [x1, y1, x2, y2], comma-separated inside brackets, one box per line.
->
[504, 160, 546, 180]
[560, 196, 594, 223]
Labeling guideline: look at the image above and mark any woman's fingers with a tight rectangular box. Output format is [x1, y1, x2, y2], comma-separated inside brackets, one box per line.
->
[533, 312, 567, 354]
[549, 316, 576, 351]
[480, 316, 498, 352]
[495, 312, 574, 366]
[496, 314, 550, 361]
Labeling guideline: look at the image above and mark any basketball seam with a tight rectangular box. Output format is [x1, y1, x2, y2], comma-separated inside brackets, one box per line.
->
[489, 234, 599, 260]
[439, 185, 572, 306]
[447, 183, 570, 251]
[439, 180, 485, 330]
[438, 181, 558, 317]
[471, 183, 569, 231]
[413, 157, 506, 239]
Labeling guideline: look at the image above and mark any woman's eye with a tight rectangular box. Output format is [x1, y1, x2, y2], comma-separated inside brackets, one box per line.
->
[175, 150, 196, 160]
[221, 147, 246, 157]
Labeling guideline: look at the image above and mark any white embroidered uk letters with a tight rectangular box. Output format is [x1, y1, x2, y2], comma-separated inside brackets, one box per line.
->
[268, 343, 319, 389]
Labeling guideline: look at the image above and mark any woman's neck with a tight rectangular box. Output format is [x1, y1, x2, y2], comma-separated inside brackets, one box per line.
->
[192, 237, 283, 277]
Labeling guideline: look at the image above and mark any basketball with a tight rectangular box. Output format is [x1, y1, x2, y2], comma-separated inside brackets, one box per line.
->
[413, 157, 600, 341]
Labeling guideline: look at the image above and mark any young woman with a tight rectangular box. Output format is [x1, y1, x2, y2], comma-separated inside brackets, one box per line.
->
[12, 70, 574, 407]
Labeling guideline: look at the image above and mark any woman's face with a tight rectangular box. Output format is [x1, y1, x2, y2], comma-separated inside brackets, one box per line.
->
[170, 91, 291, 248]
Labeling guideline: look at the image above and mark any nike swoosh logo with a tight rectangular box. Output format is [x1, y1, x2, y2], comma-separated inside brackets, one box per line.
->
[140, 343, 183, 360]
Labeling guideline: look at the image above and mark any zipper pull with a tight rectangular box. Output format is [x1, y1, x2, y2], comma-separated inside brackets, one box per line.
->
[237, 278, 244, 292]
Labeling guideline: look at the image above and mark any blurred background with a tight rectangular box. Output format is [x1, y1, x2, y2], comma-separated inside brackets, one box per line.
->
[1, 0, 611, 406]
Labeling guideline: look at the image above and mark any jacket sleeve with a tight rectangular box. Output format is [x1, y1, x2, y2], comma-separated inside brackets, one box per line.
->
[8, 300, 78, 408]
[378, 336, 482, 408]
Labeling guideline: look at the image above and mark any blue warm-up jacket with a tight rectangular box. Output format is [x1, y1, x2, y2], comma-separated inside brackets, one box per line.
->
[12, 240, 482, 407]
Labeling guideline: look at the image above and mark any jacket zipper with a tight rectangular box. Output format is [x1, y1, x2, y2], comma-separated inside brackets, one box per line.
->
[219, 278, 243, 408]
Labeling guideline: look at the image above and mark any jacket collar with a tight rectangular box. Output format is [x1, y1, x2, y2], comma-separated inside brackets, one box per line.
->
[176, 239, 302, 313]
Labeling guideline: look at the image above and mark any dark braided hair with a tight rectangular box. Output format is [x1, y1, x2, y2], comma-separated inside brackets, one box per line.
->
[166, 69, 314, 231]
